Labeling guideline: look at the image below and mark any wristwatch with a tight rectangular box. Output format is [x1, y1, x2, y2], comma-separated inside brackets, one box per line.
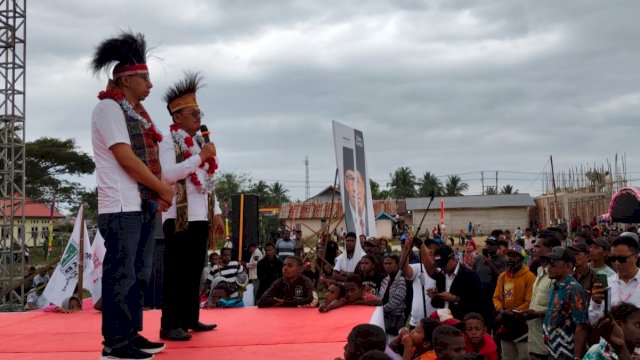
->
[453, 296, 460, 305]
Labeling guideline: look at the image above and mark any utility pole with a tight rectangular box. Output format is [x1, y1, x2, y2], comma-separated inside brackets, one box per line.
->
[495, 171, 498, 192]
[481, 171, 485, 195]
[550, 155, 559, 222]
[304, 156, 310, 200]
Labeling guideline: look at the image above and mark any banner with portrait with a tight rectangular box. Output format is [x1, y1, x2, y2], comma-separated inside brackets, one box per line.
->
[332, 121, 377, 238]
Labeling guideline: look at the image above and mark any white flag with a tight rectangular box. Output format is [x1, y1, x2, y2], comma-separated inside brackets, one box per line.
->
[43, 206, 89, 307]
[83, 230, 105, 302]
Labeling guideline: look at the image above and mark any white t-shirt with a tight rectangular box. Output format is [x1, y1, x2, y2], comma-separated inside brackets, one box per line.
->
[159, 135, 221, 222]
[91, 99, 142, 214]
[246, 248, 263, 280]
[333, 252, 362, 273]
[408, 263, 437, 326]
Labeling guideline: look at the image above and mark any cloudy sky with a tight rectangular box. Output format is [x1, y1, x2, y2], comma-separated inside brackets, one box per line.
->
[26, 0, 640, 201]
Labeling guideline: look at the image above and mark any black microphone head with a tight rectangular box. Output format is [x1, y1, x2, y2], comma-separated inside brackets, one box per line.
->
[200, 125, 208, 132]
[428, 190, 435, 199]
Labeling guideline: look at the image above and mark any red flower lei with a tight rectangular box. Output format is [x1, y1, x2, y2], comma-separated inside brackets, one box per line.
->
[170, 124, 217, 192]
[98, 88, 163, 143]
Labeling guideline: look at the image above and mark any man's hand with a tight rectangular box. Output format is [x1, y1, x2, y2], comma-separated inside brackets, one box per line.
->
[520, 309, 543, 320]
[157, 182, 174, 207]
[157, 199, 170, 212]
[427, 288, 438, 298]
[591, 282, 605, 305]
[435, 291, 457, 302]
[213, 215, 224, 236]
[199, 143, 216, 161]
[273, 298, 284, 307]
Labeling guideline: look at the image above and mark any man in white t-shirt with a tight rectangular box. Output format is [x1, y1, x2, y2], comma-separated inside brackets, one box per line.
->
[333, 232, 364, 281]
[90, 32, 173, 360]
[244, 242, 263, 299]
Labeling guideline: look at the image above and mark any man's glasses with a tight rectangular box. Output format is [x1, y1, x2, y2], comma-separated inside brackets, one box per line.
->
[607, 254, 635, 264]
[180, 110, 204, 118]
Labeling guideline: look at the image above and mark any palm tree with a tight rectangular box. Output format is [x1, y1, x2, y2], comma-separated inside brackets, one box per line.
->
[500, 184, 518, 194]
[444, 175, 468, 196]
[268, 181, 290, 205]
[388, 167, 416, 199]
[417, 171, 443, 197]
[485, 186, 497, 195]
[250, 180, 271, 203]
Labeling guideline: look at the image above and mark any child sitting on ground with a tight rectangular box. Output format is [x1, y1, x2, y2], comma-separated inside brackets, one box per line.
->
[319, 283, 346, 312]
[432, 325, 467, 360]
[207, 280, 244, 308]
[389, 318, 441, 360]
[462, 312, 497, 360]
[319, 275, 381, 313]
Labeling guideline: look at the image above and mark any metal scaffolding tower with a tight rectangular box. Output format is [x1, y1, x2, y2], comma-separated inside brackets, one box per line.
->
[0, 0, 26, 307]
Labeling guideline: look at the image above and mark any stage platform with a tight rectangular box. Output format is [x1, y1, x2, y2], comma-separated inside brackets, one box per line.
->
[0, 301, 380, 360]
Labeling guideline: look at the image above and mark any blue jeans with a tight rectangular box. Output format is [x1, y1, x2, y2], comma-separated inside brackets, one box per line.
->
[99, 210, 156, 347]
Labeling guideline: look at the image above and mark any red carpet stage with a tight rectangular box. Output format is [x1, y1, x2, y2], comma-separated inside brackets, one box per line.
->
[0, 302, 379, 359]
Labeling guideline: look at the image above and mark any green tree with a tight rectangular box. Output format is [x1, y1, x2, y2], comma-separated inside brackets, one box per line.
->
[69, 187, 98, 224]
[485, 186, 497, 195]
[24, 137, 95, 207]
[214, 172, 251, 209]
[444, 175, 468, 196]
[370, 179, 388, 200]
[388, 167, 416, 199]
[500, 184, 518, 194]
[249, 180, 271, 203]
[417, 171, 443, 197]
[268, 181, 290, 205]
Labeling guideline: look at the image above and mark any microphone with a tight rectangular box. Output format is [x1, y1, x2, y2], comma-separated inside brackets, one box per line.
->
[429, 190, 435, 202]
[200, 125, 211, 143]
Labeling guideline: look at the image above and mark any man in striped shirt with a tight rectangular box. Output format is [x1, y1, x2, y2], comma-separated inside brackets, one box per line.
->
[206, 248, 248, 300]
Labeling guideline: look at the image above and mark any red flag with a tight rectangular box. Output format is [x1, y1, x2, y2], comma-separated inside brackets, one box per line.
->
[440, 198, 445, 225]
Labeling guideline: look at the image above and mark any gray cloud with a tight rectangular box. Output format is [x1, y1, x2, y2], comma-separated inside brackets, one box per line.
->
[26, 0, 640, 200]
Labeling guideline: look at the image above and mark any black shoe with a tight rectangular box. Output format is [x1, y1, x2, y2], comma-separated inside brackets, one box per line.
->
[130, 335, 165, 354]
[101, 343, 154, 360]
[187, 321, 217, 332]
[159, 328, 192, 341]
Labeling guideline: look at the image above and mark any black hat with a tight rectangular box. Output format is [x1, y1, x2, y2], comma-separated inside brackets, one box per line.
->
[435, 246, 455, 269]
[541, 246, 575, 264]
[587, 237, 610, 251]
[567, 242, 589, 255]
[485, 236, 497, 245]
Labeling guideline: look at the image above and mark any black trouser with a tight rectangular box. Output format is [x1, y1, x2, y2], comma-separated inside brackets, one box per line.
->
[161, 220, 208, 330]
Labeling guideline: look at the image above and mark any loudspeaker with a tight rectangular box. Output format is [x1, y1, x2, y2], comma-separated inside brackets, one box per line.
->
[144, 215, 164, 309]
[231, 193, 259, 262]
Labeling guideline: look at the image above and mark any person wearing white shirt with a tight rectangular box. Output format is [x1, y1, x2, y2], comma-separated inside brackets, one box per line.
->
[245, 243, 263, 299]
[91, 32, 173, 360]
[332, 232, 365, 281]
[589, 236, 640, 325]
[400, 238, 437, 327]
[159, 73, 222, 341]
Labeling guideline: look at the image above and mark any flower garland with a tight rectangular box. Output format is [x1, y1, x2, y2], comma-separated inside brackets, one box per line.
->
[98, 88, 163, 143]
[170, 124, 218, 194]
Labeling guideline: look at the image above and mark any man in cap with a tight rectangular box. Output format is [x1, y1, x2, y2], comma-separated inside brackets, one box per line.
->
[541, 247, 588, 360]
[587, 237, 615, 277]
[567, 242, 598, 301]
[91, 32, 173, 359]
[492, 244, 536, 360]
[430, 245, 483, 322]
[158, 72, 222, 341]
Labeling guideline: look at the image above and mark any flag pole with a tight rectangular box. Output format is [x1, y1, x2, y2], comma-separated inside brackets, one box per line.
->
[76, 204, 85, 300]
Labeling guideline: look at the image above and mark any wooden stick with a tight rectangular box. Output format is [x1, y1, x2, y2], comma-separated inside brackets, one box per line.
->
[77, 204, 85, 299]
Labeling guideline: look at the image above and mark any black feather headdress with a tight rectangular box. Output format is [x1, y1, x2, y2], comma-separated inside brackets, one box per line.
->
[164, 71, 204, 114]
[91, 32, 148, 78]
